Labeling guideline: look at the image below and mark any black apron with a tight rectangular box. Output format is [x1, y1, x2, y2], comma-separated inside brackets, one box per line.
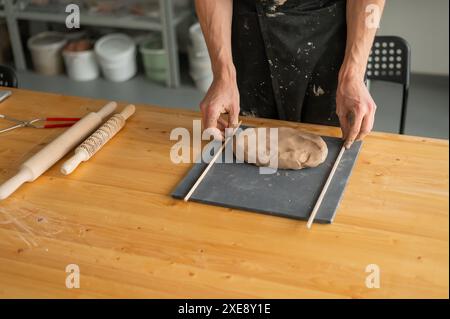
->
[232, 0, 347, 126]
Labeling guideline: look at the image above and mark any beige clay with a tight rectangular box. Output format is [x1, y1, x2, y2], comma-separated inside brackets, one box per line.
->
[234, 127, 328, 169]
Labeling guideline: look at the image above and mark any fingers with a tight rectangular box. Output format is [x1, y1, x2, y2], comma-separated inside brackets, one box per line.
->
[340, 109, 375, 148]
[356, 113, 374, 141]
[344, 111, 363, 149]
[201, 105, 219, 130]
[336, 79, 377, 148]
[204, 127, 224, 141]
[217, 117, 228, 131]
[337, 108, 350, 143]
[201, 102, 239, 134]
[227, 102, 240, 128]
[200, 104, 233, 142]
[356, 102, 376, 141]
[338, 114, 349, 142]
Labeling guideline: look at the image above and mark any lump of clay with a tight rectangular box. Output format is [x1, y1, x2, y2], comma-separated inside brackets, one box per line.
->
[233, 127, 328, 169]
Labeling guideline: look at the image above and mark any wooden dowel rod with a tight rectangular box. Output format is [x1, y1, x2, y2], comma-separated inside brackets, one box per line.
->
[306, 146, 346, 229]
[184, 121, 242, 202]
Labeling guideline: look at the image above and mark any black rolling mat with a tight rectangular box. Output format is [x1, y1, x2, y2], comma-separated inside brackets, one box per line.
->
[172, 134, 362, 223]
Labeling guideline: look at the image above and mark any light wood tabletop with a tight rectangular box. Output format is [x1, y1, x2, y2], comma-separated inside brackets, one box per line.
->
[0, 88, 448, 298]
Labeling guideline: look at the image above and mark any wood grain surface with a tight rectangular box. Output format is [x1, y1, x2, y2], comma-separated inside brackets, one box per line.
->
[0, 88, 448, 298]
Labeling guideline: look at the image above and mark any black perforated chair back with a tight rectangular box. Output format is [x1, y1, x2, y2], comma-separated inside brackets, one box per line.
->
[0, 65, 18, 88]
[366, 36, 411, 134]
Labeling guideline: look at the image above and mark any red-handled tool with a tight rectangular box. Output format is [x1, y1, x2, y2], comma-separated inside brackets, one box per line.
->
[36, 117, 82, 128]
[0, 114, 81, 134]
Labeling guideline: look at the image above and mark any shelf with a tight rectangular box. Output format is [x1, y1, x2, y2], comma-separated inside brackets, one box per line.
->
[13, 8, 191, 31]
[4, 0, 194, 87]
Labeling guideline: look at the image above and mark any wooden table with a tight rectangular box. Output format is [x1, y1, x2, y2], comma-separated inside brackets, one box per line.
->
[0, 89, 448, 298]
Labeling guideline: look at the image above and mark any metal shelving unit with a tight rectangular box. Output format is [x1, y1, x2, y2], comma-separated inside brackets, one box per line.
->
[4, 0, 192, 87]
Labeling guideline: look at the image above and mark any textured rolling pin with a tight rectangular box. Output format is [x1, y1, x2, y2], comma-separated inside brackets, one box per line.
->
[61, 104, 136, 175]
[0, 102, 117, 200]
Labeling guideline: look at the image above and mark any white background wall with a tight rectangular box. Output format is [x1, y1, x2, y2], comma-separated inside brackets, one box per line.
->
[378, 0, 449, 75]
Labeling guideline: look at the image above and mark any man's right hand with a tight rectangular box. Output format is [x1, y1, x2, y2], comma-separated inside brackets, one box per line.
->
[200, 76, 240, 139]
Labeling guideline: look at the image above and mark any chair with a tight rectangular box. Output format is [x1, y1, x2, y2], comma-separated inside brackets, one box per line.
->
[0, 65, 18, 88]
[366, 36, 411, 134]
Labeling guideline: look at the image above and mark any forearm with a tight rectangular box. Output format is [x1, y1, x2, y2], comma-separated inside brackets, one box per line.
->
[340, 0, 385, 82]
[195, 0, 235, 82]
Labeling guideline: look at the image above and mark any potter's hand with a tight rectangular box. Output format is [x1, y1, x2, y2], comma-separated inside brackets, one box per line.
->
[336, 0, 384, 148]
[336, 76, 377, 149]
[196, 0, 237, 139]
[200, 76, 240, 139]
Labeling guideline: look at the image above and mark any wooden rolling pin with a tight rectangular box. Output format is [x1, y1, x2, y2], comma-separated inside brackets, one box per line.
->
[61, 104, 135, 175]
[0, 102, 117, 200]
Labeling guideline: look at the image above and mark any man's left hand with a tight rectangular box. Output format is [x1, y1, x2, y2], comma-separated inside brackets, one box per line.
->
[336, 77, 377, 149]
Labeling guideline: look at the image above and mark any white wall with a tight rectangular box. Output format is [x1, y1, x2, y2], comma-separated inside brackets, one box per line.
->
[378, 0, 449, 75]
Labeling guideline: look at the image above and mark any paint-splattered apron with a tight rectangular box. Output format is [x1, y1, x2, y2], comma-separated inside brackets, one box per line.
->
[232, 0, 347, 126]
